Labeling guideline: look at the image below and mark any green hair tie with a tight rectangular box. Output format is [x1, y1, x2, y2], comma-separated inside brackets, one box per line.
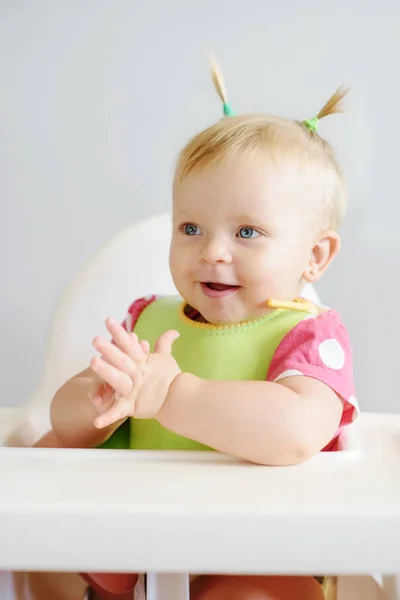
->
[223, 102, 235, 117]
[303, 116, 319, 132]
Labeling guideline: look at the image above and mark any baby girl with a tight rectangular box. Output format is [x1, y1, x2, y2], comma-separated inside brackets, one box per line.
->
[45, 60, 357, 600]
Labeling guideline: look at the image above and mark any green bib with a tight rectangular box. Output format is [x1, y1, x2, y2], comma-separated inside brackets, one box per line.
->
[100, 296, 310, 451]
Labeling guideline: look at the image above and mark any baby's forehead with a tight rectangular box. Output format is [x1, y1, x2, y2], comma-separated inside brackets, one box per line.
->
[173, 157, 311, 213]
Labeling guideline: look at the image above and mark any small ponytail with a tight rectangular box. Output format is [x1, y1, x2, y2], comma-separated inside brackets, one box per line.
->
[210, 56, 235, 116]
[303, 86, 349, 132]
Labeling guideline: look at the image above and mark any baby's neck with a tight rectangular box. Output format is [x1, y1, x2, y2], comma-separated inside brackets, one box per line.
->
[184, 296, 318, 325]
[184, 304, 208, 323]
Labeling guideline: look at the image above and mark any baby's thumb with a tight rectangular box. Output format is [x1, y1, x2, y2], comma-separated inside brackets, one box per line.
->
[154, 330, 180, 354]
[140, 339, 150, 355]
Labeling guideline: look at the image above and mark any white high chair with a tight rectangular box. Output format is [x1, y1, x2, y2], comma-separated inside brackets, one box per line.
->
[0, 213, 399, 600]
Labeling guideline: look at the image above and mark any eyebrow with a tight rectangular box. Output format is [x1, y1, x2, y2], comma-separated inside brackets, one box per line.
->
[238, 213, 256, 222]
[236, 212, 270, 227]
[172, 211, 270, 227]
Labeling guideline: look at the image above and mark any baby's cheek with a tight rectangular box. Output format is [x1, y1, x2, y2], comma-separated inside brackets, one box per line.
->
[250, 266, 288, 301]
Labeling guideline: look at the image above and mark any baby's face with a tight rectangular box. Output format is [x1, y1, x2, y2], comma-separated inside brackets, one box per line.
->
[170, 156, 315, 324]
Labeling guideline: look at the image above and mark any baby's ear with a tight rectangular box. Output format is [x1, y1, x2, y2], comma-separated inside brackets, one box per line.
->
[303, 230, 341, 283]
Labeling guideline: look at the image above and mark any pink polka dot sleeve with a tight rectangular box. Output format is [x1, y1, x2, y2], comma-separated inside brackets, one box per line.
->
[121, 296, 157, 332]
[267, 310, 359, 431]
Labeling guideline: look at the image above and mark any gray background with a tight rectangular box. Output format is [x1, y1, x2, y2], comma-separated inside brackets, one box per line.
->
[1, 1, 399, 411]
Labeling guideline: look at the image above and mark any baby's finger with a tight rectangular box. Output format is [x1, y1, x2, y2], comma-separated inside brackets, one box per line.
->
[90, 357, 133, 398]
[140, 339, 150, 355]
[154, 330, 180, 354]
[92, 381, 112, 404]
[93, 337, 137, 378]
[92, 381, 115, 408]
[106, 319, 146, 361]
[94, 397, 132, 429]
[129, 338, 146, 361]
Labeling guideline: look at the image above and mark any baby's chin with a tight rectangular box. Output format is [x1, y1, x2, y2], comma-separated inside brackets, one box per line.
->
[182, 288, 272, 325]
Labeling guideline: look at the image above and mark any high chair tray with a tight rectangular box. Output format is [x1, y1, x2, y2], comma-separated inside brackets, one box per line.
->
[0, 412, 399, 575]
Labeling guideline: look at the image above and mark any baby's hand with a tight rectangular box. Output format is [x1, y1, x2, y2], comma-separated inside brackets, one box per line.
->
[90, 319, 180, 428]
[90, 331, 149, 424]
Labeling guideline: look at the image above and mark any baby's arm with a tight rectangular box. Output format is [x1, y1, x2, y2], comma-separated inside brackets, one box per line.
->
[50, 367, 125, 448]
[50, 301, 154, 448]
[159, 374, 342, 465]
[158, 311, 357, 465]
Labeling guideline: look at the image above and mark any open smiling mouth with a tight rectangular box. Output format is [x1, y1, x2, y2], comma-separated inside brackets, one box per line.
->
[201, 282, 241, 297]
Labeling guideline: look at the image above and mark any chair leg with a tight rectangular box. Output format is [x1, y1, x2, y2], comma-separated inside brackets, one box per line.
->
[146, 573, 189, 600]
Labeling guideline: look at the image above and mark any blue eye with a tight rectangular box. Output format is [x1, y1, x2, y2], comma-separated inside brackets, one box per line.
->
[183, 223, 201, 236]
[238, 227, 260, 239]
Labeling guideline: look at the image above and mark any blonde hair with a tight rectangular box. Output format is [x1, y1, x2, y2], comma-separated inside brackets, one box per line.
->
[176, 61, 349, 231]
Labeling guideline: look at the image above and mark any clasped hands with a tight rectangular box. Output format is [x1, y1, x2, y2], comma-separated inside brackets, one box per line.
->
[90, 318, 181, 428]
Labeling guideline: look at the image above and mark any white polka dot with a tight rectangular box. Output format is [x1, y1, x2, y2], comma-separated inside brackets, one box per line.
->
[318, 338, 345, 370]
[125, 313, 133, 332]
[349, 395, 358, 408]
[274, 369, 304, 382]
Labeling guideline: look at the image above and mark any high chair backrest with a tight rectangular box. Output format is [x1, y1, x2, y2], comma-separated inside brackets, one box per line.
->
[8, 213, 321, 447]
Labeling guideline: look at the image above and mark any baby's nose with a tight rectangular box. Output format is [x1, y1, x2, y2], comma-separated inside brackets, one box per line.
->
[199, 239, 232, 264]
